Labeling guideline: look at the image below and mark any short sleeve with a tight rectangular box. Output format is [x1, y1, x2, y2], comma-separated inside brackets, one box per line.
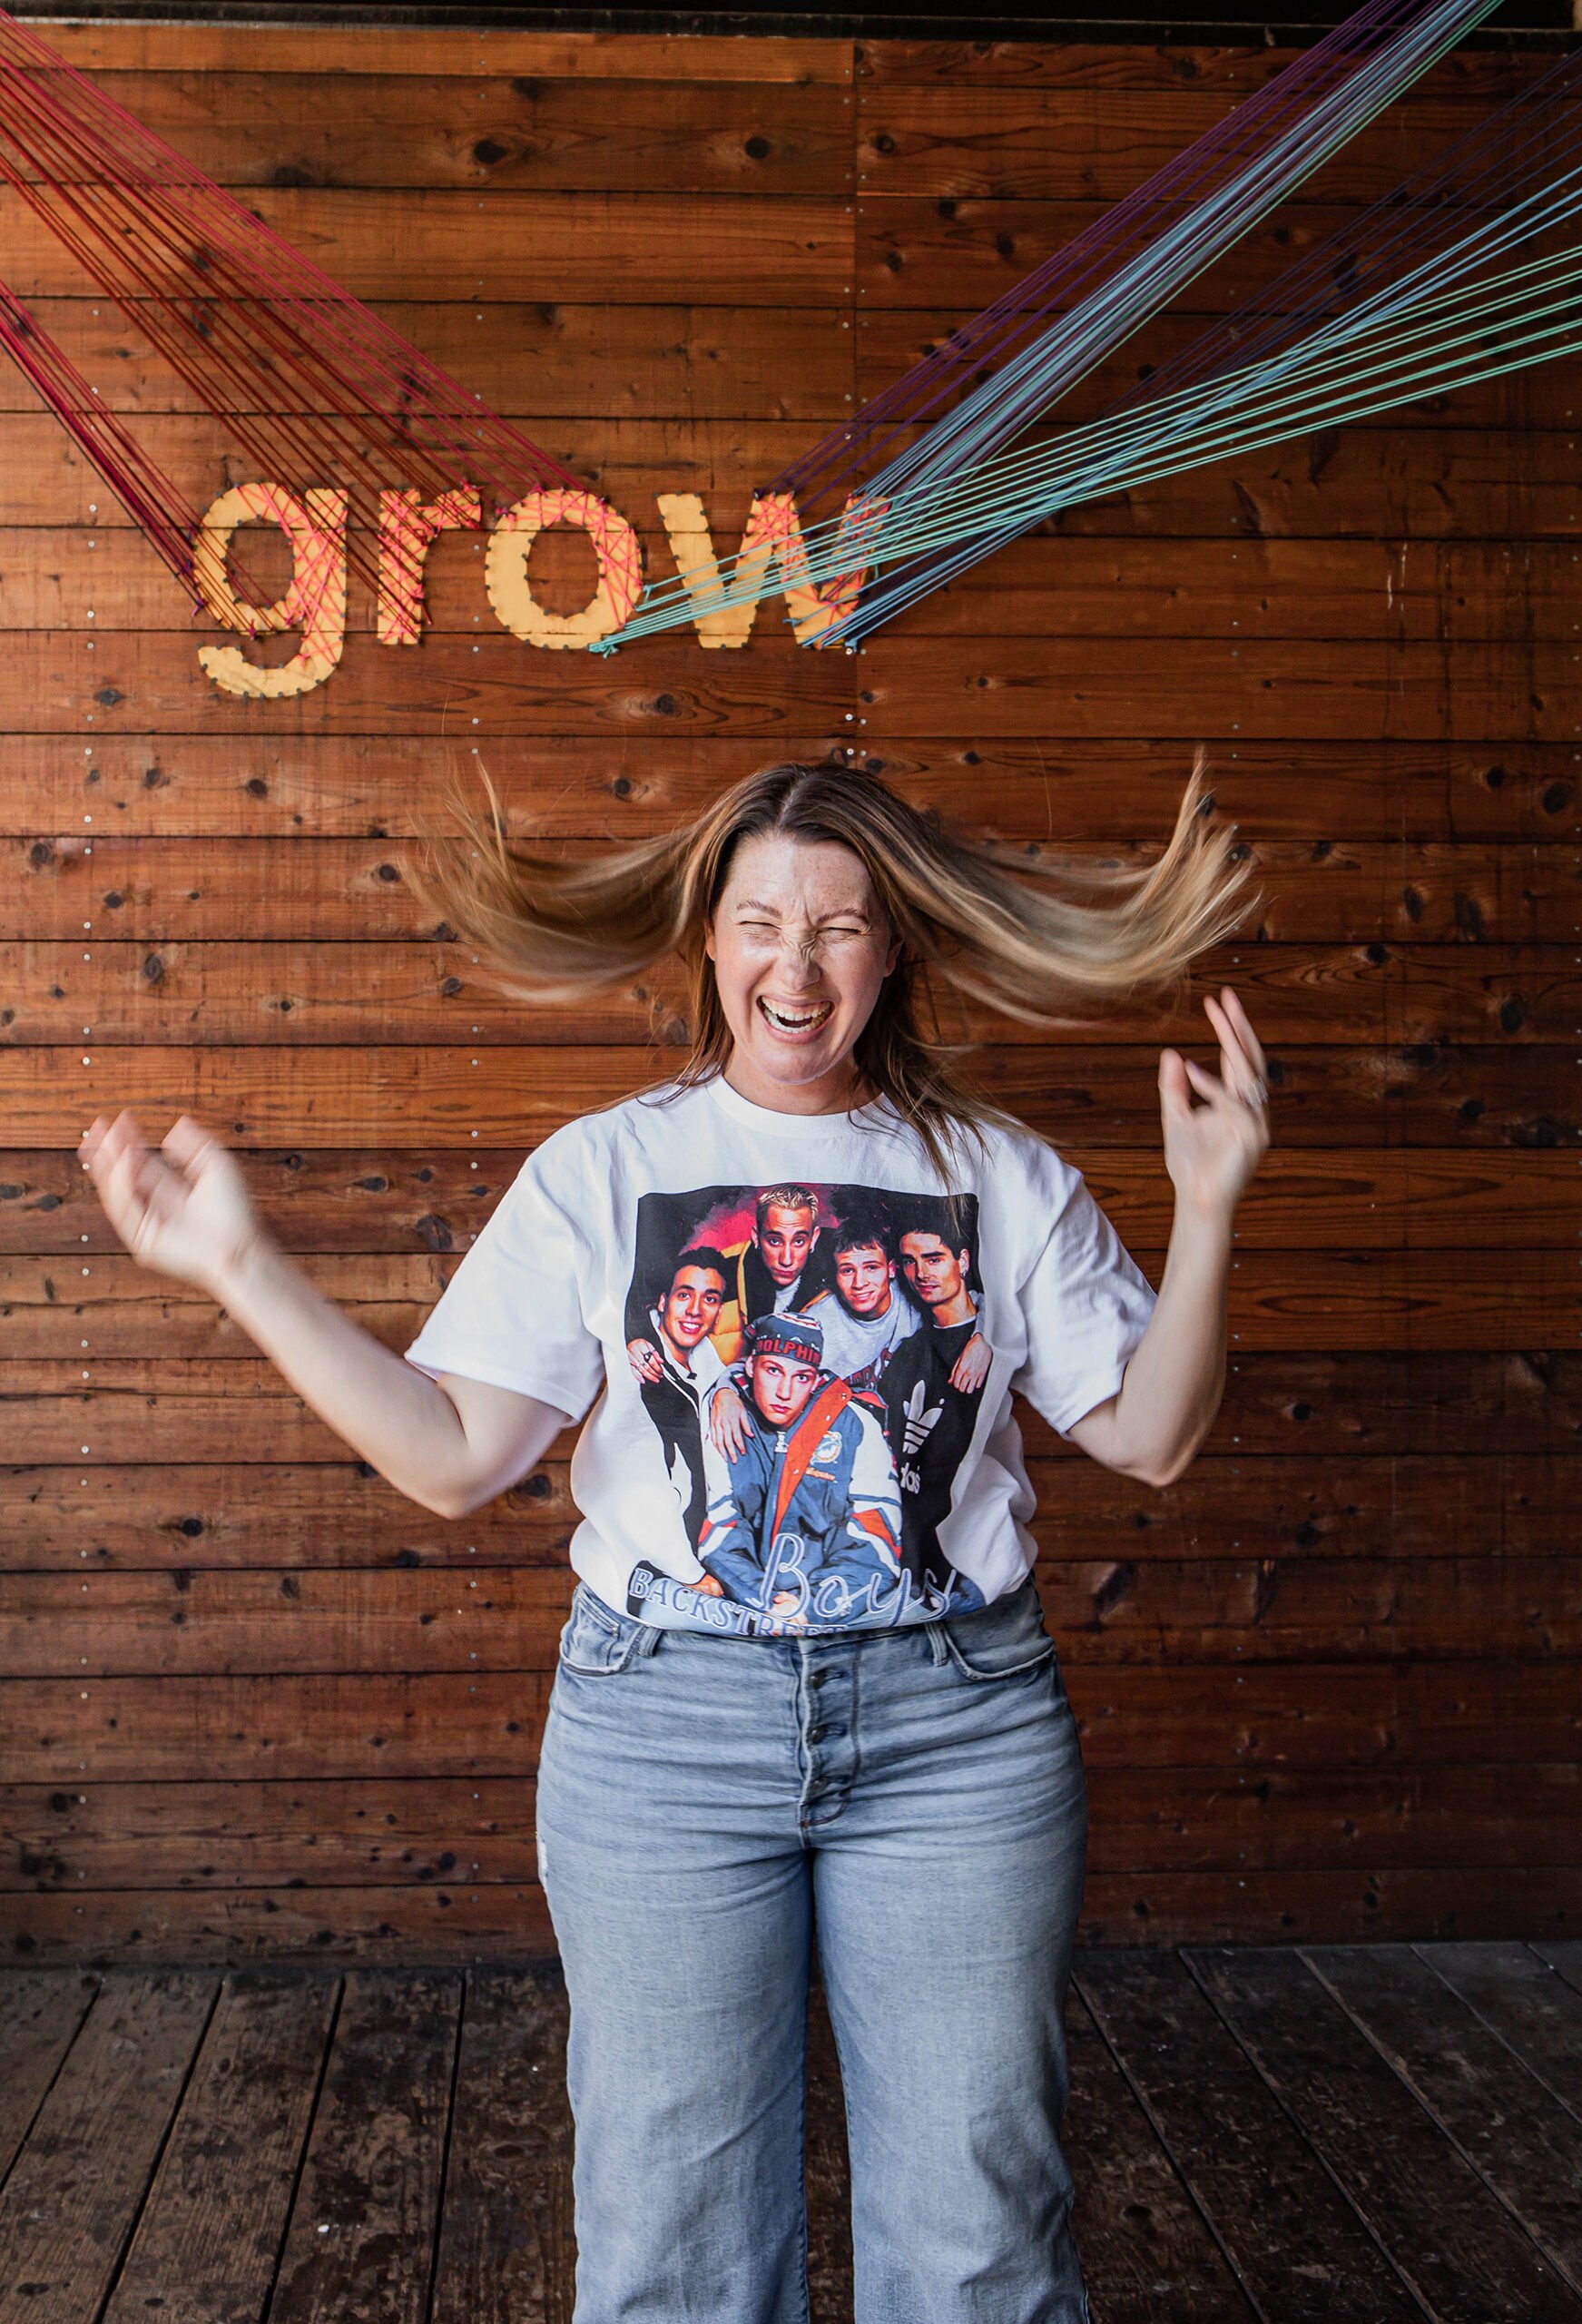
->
[1009, 1158, 1157, 1438]
[402, 1143, 605, 1423]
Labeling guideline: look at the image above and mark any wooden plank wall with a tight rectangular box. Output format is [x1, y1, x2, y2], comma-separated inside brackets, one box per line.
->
[0, 21, 1577, 1963]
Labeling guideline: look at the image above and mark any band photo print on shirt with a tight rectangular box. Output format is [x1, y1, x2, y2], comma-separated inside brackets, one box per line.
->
[623, 1181, 997, 1637]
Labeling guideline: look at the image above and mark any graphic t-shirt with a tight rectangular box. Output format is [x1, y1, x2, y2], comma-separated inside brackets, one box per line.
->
[402, 1076, 1157, 1640]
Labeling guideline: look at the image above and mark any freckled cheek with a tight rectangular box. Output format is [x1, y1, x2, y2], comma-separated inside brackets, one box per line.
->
[719, 970, 762, 1023]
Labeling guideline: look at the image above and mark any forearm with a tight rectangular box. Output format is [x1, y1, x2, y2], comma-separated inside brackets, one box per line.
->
[1104, 1201, 1233, 1486]
[210, 1235, 473, 1515]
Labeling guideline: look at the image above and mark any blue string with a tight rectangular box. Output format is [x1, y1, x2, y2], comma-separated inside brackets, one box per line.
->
[592, 0, 1557, 656]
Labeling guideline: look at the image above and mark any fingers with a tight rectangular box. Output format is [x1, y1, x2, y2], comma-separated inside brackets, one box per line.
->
[708, 1402, 741, 1456]
[1203, 990, 1268, 1107]
[1181, 1056, 1225, 1102]
[1201, 990, 1248, 1079]
[79, 1111, 214, 1272]
[1157, 1048, 1194, 1117]
[83, 1113, 217, 1186]
[103, 1135, 152, 1250]
[162, 1114, 225, 1176]
[80, 1108, 135, 1174]
[1220, 987, 1267, 1073]
[82, 1111, 173, 1210]
[1170, 1044, 1249, 1112]
[1204, 987, 1267, 1077]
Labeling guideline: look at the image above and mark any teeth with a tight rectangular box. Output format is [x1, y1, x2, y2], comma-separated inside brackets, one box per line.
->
[762, 1000, 830, 1031]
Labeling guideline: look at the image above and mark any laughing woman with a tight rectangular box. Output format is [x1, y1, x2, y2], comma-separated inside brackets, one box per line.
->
[79, 755, 1270, 2324]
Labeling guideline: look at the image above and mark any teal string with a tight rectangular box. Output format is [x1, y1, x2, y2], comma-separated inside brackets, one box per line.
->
[591, 233, 1582, 652]
[593, 0, 1512, 654]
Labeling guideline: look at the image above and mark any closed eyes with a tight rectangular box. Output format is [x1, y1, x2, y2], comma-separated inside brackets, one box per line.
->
[736, 917, 868, 939]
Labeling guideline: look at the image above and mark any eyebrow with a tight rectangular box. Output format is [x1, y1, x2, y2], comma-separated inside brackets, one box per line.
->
[732, 898, 872, 922]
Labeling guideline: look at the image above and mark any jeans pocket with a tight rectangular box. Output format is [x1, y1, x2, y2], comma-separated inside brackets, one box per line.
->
[937, 1577, 1060, 1684]
[557, 1581, 655, 1677]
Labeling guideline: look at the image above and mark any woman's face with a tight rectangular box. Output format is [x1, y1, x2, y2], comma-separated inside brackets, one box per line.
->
[705, 831, 899, 1113]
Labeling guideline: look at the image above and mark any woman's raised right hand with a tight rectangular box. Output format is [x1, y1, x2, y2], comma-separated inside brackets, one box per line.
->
[78, 1110, 270, 1295]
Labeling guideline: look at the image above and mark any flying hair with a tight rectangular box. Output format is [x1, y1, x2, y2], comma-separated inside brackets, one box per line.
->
[399, 753, 1260, 1181]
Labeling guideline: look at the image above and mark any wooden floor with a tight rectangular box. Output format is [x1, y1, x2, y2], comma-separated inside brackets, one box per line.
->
[0, 1944, 1577, 2322]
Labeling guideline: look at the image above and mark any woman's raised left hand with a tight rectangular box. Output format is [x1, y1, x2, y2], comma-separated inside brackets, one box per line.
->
[1157, 987, 1272, 1219]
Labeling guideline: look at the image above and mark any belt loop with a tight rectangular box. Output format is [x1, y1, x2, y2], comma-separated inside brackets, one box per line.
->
[925, 1620, 949, 1666]
[634, 1620, 663, 1659]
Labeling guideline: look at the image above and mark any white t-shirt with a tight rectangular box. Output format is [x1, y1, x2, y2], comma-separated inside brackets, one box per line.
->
[403, 1076, 1157, 1640]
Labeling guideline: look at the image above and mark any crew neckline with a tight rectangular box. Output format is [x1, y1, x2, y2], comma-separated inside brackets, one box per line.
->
[703, 1073, 894, 1140]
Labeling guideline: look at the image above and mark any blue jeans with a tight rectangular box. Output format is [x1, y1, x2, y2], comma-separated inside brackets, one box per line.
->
[536, 1571, 1091, 2324]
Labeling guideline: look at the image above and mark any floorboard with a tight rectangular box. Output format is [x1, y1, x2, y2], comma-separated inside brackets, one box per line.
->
[101, 1971, 339, 2324]
[1078, 1948, 1425, 2323]
[1534, 1940, 1582, 2002]
[267, 1970, 461, 2324]
[1306, 1944, 1582, 2298]
[1421, 1941, 1582, 2121]
[1190, 1946, 1582, 2324]
[0, 1974, 96, 2184]
[0, 1945, 1575, 2324]
[0, 1971, 216, 2324]
[429, 1964, 574, 2324]
[1065, 1987, 1257, 2323]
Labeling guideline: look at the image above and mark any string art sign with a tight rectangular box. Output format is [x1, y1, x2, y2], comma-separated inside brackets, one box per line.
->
[808, 36, 1582, 647]
[3, 5, 1577, 684]
[0, 5, 594, 693]
[595, 0, 1582, 655]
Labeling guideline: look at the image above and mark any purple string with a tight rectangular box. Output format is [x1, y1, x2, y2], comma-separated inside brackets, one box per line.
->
[1113, 44, 1582, 418]
[774, 0, 1431, 508]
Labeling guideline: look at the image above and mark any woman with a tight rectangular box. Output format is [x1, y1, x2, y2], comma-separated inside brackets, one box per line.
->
[79, 756, 1270, 2324]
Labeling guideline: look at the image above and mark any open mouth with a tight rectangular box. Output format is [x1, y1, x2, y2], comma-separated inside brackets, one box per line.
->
[758, 998, 833, 1036]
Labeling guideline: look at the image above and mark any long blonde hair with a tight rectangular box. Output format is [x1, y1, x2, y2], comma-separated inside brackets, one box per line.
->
[400, 753, 1259, 1177]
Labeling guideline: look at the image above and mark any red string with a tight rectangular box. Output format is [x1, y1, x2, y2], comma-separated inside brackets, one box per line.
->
[0, 6, 581, 611]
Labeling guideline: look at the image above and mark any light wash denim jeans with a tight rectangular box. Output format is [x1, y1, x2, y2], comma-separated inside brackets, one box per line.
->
[535, 1570, 1091, 2324]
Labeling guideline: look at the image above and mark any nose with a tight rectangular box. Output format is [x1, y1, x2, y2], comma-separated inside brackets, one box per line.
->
[781, 929, 829, 980]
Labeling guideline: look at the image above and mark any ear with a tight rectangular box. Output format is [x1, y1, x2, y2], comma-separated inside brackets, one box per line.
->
[703, 916, 718, 964]
[882, 925, 903, 977]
